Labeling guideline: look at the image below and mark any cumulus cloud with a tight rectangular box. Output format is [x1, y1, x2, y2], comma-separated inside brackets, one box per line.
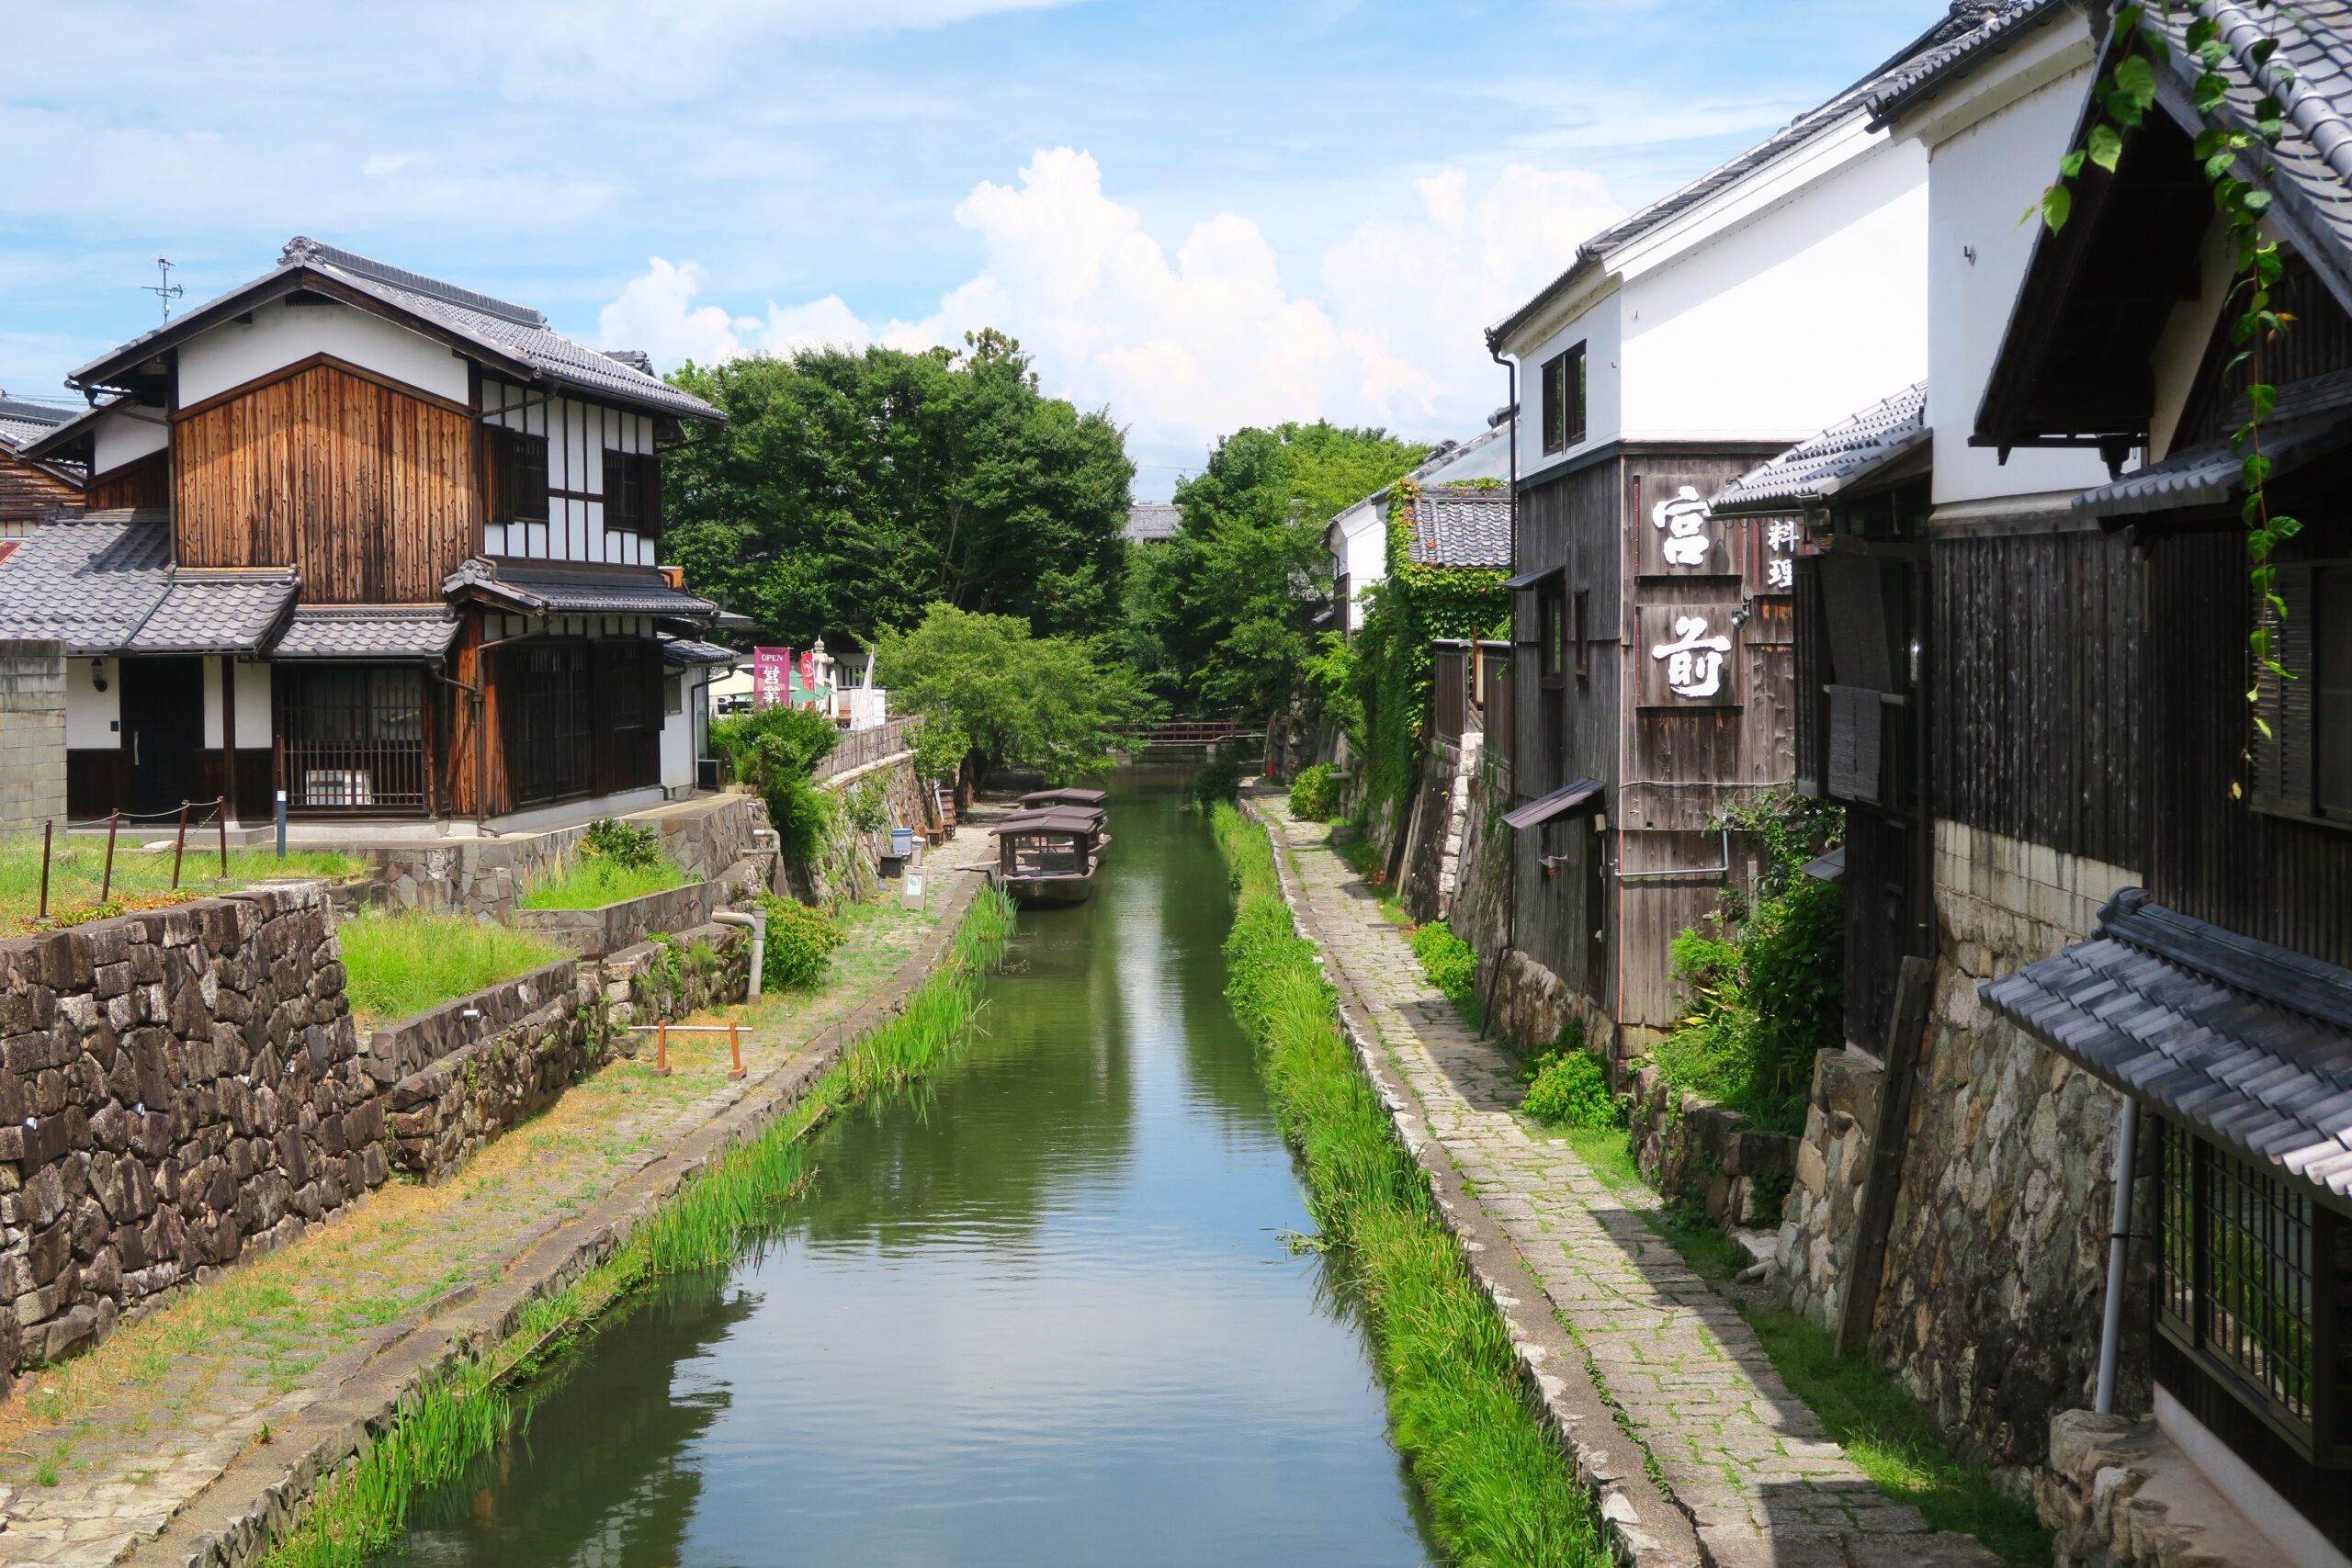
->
[605, 148, 1623, 469]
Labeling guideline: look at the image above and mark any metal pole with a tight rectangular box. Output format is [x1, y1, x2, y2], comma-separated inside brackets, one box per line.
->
[171, 802, 188, 890]
[276, 789, 287, 861]
[38, 820, 52, 919]
[217, 799, 227, 878]
[2095, 1098, 2142, 1416]
[101, 811, 119, 901]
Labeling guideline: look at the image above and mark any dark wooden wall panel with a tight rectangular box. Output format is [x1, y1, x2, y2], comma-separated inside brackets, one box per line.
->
[1931, 529, 2143, 868]
[0, 450, 84, 523]
[88, 452, 167, 512]
[2146, 524, 2352, 967]
[174, 360, 475, 602]
[66, 750, 124, 818]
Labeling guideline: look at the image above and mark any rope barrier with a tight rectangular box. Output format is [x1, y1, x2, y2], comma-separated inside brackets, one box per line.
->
[59, 797, 227, 831]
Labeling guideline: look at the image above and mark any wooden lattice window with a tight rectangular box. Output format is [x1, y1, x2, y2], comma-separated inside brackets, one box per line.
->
[2158, 1122, 2349, 1465]
[1541, 343, 1587, 456]
[603, 449, 658, 540]
[507, 642, 593, 806]
[276, 666, 427, 814]
[503, 432, 549, 525]
[2254, 560, 2352, 828]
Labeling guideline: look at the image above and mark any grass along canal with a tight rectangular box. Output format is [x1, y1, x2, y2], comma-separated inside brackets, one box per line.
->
[352, 774, 1442, 1567]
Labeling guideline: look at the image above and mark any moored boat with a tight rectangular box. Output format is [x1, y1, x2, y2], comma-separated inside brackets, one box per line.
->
[990, 804, 1110, 905]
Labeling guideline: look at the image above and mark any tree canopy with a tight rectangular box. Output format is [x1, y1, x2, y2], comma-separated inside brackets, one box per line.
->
[1127, 422, 1430, 715]
[872, 602, 1153, 784]
[663, 331, 1135, 651]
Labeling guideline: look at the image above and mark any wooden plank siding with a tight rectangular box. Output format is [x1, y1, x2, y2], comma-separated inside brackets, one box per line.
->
[172, 358, 475, 602]
[2144, 521, 2352, 968]
[0, 449, 84, 525]
[1929, 529, 2143, 870]
[442, 612, 506, 819]
[88, 452, 168, 512]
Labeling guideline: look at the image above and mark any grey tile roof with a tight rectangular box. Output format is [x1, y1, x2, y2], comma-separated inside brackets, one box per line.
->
[126, 570, 298, 654]
[2145, 1, 2352, 289]
[269, 605, 458, 660]
[659, 637, 740, 668]
[1488, 6, 2020, 349]
[444, 556, 719, 619]
[1125, 502, 1182, 543]
[1710, 382, 1929, 515]
[1405, 485, 1513, 569]
[0, 397, 74, 453]
[1984, 890, 2352, 1207]
[1865, 0, 2073, 128]
[2075, 368, 2352, 522]
[0, 511, 170, 653]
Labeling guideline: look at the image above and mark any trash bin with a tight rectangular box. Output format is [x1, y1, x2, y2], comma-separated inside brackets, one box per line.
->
[890, 827, 915, 858]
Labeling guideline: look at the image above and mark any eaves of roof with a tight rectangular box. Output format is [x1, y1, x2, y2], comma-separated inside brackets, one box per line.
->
[1864, 0, 2075, 130]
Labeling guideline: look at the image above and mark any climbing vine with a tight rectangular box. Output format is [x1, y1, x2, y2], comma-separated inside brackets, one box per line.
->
[2040, 3, 2302, 755]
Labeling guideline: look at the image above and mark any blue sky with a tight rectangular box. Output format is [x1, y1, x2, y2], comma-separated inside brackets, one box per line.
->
[2, 0, 1950, 493]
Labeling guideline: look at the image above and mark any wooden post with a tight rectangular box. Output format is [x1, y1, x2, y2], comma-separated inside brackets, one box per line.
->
[171, 802, 188, 890]
[1837, 953, 1936, 1358]
[653, 1020, 672, 1077]
[38, 820, 52, 919]
[101, 811, 119, 901]
[728, 1021, 744, 1081]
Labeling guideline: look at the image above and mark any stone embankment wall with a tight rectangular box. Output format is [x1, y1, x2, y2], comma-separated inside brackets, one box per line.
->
[349, 793, 775, 922]
[385, 921, 752, 1180]
[0, 874, 761, 1373]
[0, 641, 64, 836]
[515, 860, 765, 957]
[1624, 1065, 1796, 1232]
[0, 884, 376, 1369]
[1773, 819, 2146, 1488]
[789, 750, 925, 910]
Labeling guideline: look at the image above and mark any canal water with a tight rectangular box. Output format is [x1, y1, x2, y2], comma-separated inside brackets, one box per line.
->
[377, 774, 1438, 1567]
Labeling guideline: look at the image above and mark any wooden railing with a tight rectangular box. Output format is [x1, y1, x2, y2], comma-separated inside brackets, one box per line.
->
[1114, 719, 1265, 744]
[812, 716, 922, 783]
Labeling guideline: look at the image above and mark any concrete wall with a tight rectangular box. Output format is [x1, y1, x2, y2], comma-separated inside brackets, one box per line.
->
[1773, 819, 2145, 1489]
[0, 641, 65, 834]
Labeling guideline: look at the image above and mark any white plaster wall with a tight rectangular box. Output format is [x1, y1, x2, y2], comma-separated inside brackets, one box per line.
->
[1329, 504, 1388, 632]
[66, 657, 119, 749]
[233, 660, 271, 750]
[1512, 290, 1623, 487]
[92, 410, 167, 476]
[480, 383, 658, 565]
[202, 658, 223, 749]
[1619, 138, 1928, 443]
[661, 671, 695, 792]
[1921, 57, 2112, 504]
[176, 298, 469, 408]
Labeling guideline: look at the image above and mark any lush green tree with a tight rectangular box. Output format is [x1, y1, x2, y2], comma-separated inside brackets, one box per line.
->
[1145, 422, 1429, 715]
[663, 331, 1135, 652]
[872, 603, 1155, 786]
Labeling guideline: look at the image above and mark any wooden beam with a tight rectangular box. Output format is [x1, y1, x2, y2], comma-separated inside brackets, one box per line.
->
[1837, 953, 1936, 1359]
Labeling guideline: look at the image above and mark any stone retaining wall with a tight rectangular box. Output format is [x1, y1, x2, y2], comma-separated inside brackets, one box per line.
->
[0, 884, 377, 1370]
[1625, 1064, 1796, 1232]
[2038, 1410, 2292, 1568]
[514, 859, 763, 957]
[787, 752, 924, 910]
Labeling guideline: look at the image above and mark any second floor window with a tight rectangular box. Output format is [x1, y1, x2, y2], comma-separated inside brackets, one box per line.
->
[604, 450, 659, 538]
[1542, 343, 1587, 456]
[2256, 559, 2352, 825]
[502, 431, 549, 525]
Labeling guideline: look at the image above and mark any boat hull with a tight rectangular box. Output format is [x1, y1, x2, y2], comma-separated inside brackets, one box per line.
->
[1003, 874, 1096, 907]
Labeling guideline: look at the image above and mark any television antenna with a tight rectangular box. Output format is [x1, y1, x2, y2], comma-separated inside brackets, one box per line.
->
[142, 257, 184, 321]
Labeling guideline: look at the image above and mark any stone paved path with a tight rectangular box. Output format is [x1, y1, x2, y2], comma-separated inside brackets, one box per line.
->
[1256, 793, 1999, 1568]
[0, 829, 995, 1568]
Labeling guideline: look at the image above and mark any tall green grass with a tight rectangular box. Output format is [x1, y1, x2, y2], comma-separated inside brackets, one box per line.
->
[1213, 806, 1604, 1568]
[514, 855, 686, 910]
[260, 887, 1017, 1568]
[335, 913, 571, 1027]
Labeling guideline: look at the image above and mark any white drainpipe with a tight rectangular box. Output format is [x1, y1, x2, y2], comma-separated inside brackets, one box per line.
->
[2095, 1097, 2142, 1416]
[714, 907, 766, 1001]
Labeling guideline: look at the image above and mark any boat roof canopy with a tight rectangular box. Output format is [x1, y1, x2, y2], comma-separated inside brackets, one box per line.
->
[990, 808, 1105, 836]
[1018, 787, 1109, 807]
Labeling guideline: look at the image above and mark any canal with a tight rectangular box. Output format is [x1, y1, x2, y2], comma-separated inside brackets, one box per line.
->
[375, 774, 1439, 1567]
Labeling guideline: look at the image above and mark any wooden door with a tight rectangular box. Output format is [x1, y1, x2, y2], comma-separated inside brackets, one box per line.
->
[120, 658, 204, 818]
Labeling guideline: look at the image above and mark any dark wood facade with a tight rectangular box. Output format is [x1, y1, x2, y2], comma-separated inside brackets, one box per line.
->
[0, 447, 82, 525]
[1510, 445, 1798, 1037]
[173, 356, 476, 603]
[87, 451, 167, 511]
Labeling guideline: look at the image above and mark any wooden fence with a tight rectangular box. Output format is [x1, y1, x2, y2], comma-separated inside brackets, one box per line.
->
[812, 716, 922, 783]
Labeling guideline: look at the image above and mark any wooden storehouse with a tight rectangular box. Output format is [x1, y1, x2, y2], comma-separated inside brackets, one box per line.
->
[0, 237, 733, 830]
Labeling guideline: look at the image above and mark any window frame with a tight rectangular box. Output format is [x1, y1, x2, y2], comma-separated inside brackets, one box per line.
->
[503, 430, 550, 526]
[1540, 343, 1588, 457]
[1540, 585, 1569, 685]
[2254, 558, 2352, 829]
[602, 448, 660, 542]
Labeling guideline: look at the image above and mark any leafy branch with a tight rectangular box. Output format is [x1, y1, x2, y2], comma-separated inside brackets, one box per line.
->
[2039, 2, 2305, 763]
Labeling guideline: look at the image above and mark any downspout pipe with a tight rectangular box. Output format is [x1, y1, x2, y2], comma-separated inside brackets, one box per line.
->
[2094, 1096, 2141, 1416]
[1478, 333, 1519, 1041]
[714, 907, 766, 1001]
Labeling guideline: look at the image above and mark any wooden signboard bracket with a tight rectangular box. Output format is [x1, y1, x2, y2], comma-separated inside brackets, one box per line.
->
[1836, 953, 1935, 1359]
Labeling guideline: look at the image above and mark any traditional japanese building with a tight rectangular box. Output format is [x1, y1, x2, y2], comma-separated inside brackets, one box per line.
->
[1478, 6, 2013, 1050]
[0, 237, 732, 832]
[0, 394, 85, 533]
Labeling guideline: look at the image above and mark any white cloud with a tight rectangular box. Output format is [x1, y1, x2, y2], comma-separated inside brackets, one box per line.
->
[598, 258, 745, 367]
[604, 148, 1623, 471]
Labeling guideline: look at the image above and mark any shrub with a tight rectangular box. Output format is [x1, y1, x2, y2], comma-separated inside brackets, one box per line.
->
[1521, 1047, 1619, 1130]
[1186, 752, 1243, 809]
[1288, 763, 1341, 821]
[712, 706, 842, 858]
[1406, 920, 1478, 1010]
[761, 893, 844, 990]
[580, 817, 663, 870]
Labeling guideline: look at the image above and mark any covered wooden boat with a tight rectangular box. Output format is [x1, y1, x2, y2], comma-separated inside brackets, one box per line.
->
[990, 805, 1110, 906]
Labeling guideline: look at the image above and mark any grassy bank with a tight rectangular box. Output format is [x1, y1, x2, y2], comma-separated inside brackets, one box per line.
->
[515, 855, 686, 910]
[1213, 805, 1603, 1568]
[336, 913, 571, 1028]
[261, 886, 1017, 1568]
[0, 840, 357, 934]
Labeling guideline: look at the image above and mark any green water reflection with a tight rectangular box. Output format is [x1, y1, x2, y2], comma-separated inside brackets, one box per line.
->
[375, 772, 1437, 1567]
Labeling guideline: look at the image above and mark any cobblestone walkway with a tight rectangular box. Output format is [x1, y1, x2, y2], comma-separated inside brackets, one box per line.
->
[1257, 795, 1998, 1568]
[0, 831, 994, 1568]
